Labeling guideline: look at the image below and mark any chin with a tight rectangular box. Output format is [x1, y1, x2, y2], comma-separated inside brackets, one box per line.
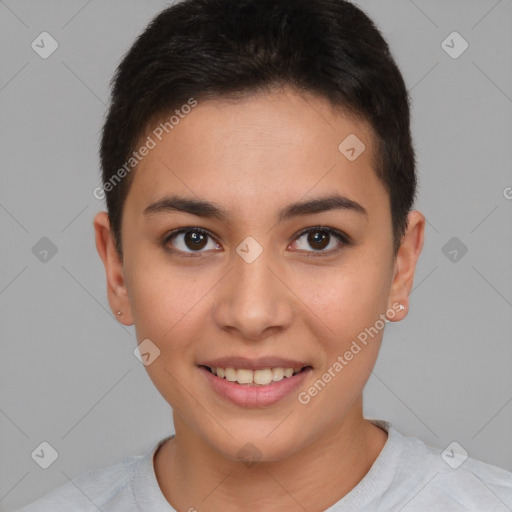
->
[201, 424, 307, 465]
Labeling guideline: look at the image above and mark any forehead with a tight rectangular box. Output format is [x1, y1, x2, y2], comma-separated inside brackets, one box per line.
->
[125, 87, 387, 222]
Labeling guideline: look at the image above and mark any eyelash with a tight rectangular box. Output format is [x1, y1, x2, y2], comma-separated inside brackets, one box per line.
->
[162, 226, 352, 258]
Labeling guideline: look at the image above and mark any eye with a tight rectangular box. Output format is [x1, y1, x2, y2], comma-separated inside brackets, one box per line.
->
[163, 227, 220, 257]
[290, 226, 351, 256]
[163, 226, 351, 258]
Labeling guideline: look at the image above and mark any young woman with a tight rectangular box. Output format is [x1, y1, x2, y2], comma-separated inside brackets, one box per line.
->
[18, 0, 512, 510]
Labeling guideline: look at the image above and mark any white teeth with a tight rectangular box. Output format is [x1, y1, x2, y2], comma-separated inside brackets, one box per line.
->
[236, 369, 254, 384]
[272, 368, 284, 381]
[224, 367, 237, 382]
[254, 369, 273, 385]
[209, 366, 304, 385]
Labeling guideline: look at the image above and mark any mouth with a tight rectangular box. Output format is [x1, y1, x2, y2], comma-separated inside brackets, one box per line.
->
[198, 362, 313, 407]
[199, 364, 312, 386]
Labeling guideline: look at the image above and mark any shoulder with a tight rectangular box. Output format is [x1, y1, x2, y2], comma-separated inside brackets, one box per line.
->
[14, 451, 145, 512]
[386, 424, 512, 511]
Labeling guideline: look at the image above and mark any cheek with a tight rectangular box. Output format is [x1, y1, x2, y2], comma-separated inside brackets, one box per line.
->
[297, 260, 390, 339]
[126, 265, 207, 399]
[130, 273, 199, 338]
[297, 268, 386, 411]
[291, 257, 391, 399]
[126, 255, 218, 366]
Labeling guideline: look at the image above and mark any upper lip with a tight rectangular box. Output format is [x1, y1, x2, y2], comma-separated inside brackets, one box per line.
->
[198, 356, 311, 370]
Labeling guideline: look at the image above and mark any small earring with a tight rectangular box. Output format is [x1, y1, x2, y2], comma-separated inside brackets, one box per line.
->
[398, 304, 405, 311]
[117, 311, 123, 316]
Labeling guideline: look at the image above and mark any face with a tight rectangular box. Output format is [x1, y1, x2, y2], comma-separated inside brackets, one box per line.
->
[95, 86, 423, 462]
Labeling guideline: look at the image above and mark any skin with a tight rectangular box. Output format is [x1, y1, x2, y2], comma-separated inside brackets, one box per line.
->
[94, 86, 425, 512]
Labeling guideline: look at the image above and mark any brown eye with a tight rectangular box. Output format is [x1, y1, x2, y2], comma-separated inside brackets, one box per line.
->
[292, 227, 350, 255]
[182, 231, 208, 250]
[164, 228, 220, 256]
[307, 230, 330, 250]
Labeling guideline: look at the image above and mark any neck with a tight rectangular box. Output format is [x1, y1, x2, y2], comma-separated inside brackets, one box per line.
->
[154, 399, 388, 512]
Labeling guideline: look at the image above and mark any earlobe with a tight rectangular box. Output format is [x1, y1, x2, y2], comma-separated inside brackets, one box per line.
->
[387, 210, 425, 321]
[93, 211, 134, 325]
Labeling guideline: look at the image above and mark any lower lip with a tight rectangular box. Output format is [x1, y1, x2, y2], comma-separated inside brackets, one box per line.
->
[199, 366, 312, 408]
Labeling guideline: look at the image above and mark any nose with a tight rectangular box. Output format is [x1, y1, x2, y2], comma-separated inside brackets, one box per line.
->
[212, 248, 293, 341]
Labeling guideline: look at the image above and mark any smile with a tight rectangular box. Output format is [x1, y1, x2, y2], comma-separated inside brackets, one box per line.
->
[202, 365, 310, 386]
[198, 365, 313, 407]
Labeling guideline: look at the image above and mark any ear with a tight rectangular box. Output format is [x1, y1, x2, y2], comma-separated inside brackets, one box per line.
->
[387, 210, 425, 321]
[93, 211, 134, 325]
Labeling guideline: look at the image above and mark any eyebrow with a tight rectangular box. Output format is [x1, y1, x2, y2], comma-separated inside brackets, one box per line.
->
[143, 194, 368, 222]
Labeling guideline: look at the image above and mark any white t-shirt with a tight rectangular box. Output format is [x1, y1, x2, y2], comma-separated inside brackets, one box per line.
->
[15, 419, 512, 511]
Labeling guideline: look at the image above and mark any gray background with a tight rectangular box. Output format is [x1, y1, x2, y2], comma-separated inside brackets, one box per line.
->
[1, 0, 511, 509]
